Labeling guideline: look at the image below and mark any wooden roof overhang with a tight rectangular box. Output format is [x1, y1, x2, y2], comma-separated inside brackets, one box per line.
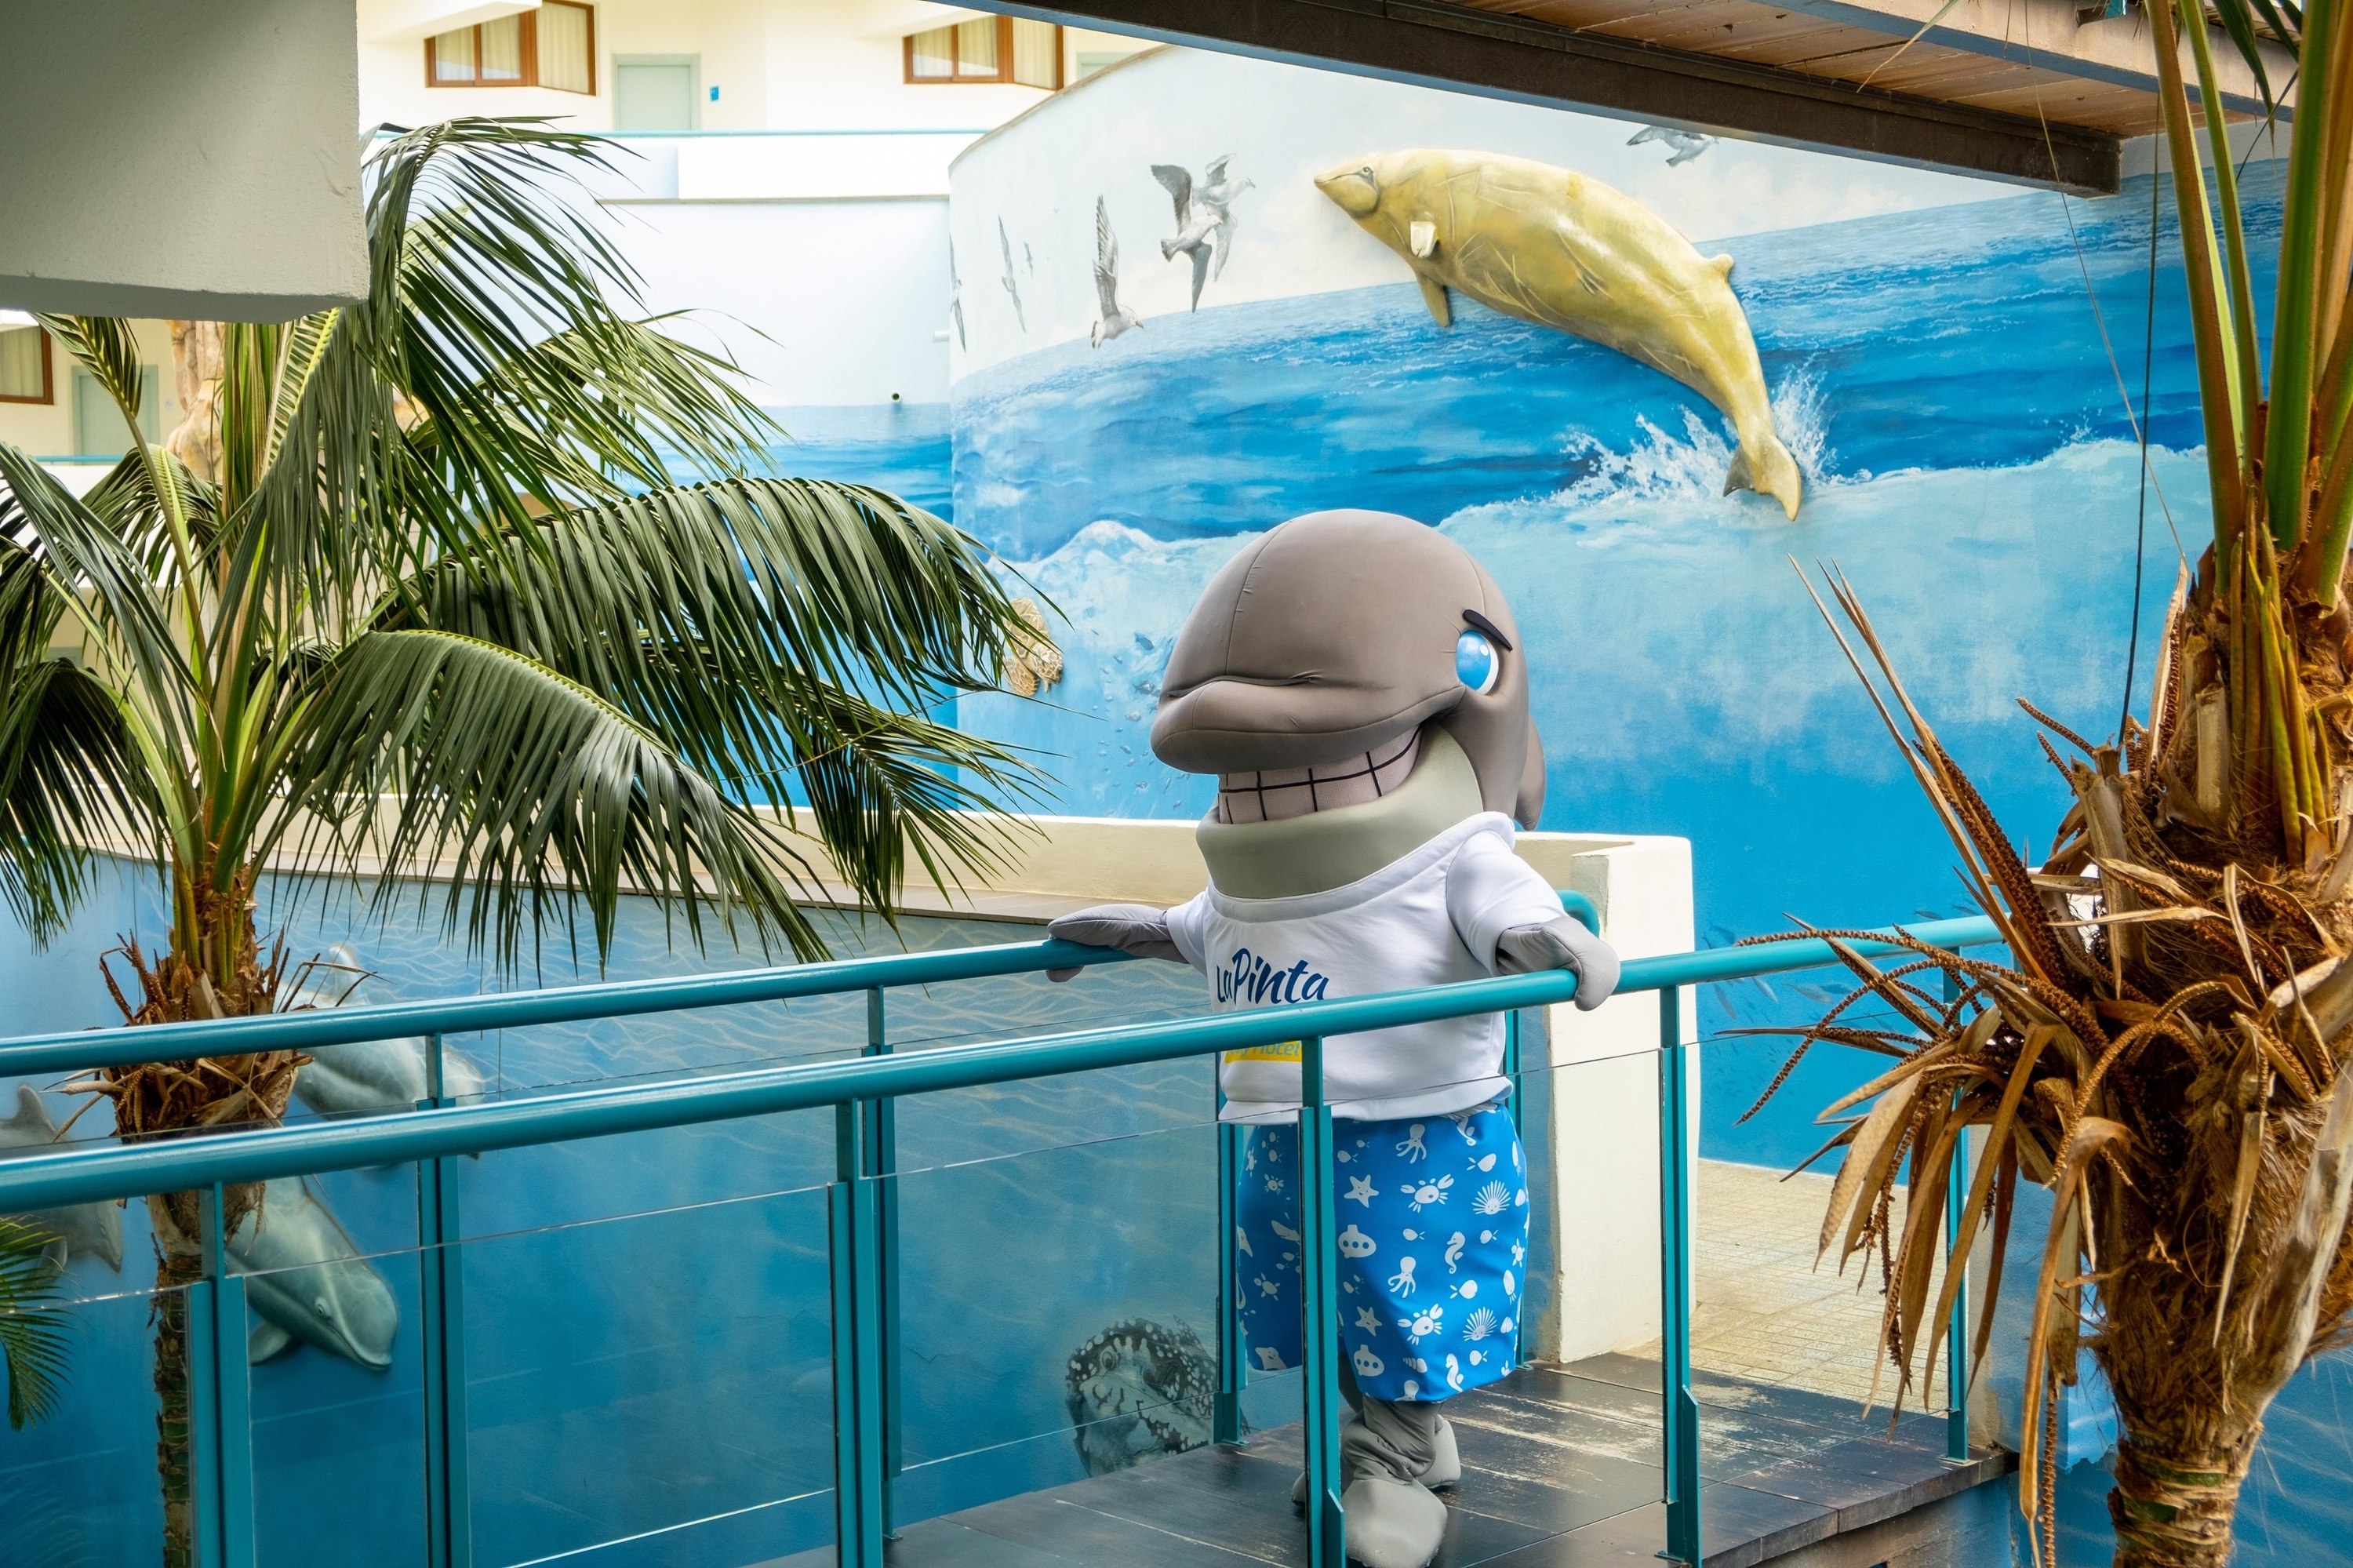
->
[1009, 0, 2297, 193]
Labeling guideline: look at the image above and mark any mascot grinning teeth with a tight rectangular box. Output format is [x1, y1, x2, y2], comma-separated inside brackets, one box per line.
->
[1049, 508, 1619, 1568]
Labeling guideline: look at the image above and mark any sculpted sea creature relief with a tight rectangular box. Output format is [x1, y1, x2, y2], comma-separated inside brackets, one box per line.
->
[1625, 125, 1713, 167]
[0, 1086, 123, 1272]
[1090, 197, 1144, 347]
[1152, 155, 1253, 310]
[232, 1177, 398, 1370]
[998, 217, 1027, 333]
[1315, 149, 1802, 518]
[1064, 1317, 1215, 1475]
[282, 948, 487, 1116]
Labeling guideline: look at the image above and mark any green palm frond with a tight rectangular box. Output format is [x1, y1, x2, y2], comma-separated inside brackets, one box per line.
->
[0, 1218, 73, 1430]
[33, 317, 146, 436]
[277, 627, 837, 967]
[0, 115, 1040, 984]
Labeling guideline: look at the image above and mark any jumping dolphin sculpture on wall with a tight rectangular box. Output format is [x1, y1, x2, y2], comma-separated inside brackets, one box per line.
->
[1315, 150, 1803, 519]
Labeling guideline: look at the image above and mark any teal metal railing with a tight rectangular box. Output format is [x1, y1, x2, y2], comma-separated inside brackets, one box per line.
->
[0, 905, 1997, 1568]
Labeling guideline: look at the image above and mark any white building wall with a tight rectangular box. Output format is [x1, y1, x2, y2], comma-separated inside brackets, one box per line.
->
[357, 2, 1148, 136]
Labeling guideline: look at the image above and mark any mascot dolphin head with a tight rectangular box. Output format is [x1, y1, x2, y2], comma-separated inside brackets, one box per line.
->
[1151, 510, 1544, 828]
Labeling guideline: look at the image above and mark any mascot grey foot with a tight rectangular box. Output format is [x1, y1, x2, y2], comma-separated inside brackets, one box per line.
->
[1049, 510, 1620, 1568]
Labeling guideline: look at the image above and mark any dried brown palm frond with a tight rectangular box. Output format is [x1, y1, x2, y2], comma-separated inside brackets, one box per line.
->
[1752, 566, 2353, 1568]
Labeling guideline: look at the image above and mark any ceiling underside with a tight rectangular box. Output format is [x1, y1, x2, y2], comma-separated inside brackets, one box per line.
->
[1016, 0, 2297, 195]
[1460, 0, 2169, 135]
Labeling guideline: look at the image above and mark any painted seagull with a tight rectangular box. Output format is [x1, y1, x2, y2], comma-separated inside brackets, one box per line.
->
[947, 238, 966, 350]
[1626, 125, 1714, 167]
[1151, 155, 1253, 311]
[998, 217, 1027, 332]
[1091, 196, 1144, 347]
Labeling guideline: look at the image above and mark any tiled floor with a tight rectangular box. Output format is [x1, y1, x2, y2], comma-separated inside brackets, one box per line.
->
[773, 1356, 2013, 1567]
[1624, 1161, 1955, 1410]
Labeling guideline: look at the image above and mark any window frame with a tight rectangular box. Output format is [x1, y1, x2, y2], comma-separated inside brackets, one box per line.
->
[0, 326, 53, 406]
[424, 2, 597, 94]
[903, 17, 1062, 88]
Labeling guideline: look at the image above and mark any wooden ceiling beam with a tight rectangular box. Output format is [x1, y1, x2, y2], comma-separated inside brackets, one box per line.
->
[1003, 0, 2121, 191]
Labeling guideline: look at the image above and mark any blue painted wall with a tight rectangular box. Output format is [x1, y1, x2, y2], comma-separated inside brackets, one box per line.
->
[949, 167, 2262, 1177]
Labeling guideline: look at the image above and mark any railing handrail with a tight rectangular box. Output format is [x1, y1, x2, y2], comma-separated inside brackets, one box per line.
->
[0, 915, 1998, 1213]
[0, 890, 1604, 1078]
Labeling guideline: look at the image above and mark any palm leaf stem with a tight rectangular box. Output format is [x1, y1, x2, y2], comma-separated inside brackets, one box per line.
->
[2184, 0, 2271, 453]
[2154, 0, 2253, 562]
[2264, 0, 2341, 548]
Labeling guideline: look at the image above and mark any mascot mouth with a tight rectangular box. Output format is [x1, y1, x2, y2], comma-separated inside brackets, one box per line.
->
[1216, 728, 1423, 823]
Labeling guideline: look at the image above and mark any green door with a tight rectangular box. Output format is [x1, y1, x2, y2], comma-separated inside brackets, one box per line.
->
[72, 366, 160, 457]
[614, 59, 696, 130]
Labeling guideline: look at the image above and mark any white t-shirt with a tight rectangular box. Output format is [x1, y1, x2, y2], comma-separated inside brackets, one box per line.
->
[1164, 813, 1566, 1122]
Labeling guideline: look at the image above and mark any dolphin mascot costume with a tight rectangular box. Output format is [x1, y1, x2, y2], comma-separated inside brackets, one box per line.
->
[1051, 509, 1617, 1568]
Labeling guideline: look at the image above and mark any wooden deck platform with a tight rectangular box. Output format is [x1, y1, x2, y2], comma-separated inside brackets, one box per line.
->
[778, 1354, 2016, 1568]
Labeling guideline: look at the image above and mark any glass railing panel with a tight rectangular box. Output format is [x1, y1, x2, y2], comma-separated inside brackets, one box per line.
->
[886, 1111, 1224, 1523]
[1690, 1025, 1958, 1460]
[1486, 1040, 1671, 1540]
[222, 1162, 840, 1568]
[0, 1266, 182, 1566]
[450, 1179, 838, 1567]
[243, 1168, 427, 1568]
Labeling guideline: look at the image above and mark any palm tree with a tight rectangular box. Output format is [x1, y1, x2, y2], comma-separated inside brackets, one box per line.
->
[1757, 10, 2353, 1563]
[0, 119, 1034, 1565]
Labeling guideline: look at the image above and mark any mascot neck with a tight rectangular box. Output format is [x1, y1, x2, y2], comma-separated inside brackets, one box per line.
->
[1196, 726, 1485, 899]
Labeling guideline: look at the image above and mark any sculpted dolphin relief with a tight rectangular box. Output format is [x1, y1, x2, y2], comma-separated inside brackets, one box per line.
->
[1315, 150, 1803, 519]
[231, 1177, 399, 1370]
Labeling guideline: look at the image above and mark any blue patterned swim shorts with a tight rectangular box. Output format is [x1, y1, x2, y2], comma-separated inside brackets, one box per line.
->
[1232, 1100, 1529, 1403]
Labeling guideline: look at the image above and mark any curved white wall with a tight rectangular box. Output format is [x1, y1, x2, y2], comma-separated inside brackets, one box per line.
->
[946, 46, 2009, 382]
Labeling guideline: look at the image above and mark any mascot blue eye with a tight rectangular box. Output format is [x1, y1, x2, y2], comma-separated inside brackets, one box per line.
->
[1455, 630, 1500, 696]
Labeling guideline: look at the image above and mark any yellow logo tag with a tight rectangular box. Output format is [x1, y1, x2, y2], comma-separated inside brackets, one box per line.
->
[1224, 1039, 1304, 1064]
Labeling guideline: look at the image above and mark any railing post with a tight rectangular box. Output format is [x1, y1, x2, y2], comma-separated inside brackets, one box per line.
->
[420, 1034, 472, 1568]
[859, 990, 904, 1534]
[1659, 987, 1700, 1566]
[1299, 1035, 1346, 1568]
[191, 1181, 256, 1568]
[831, 1099, 887, 1568]
[1214, 1110, 1248, 1445]
[1942, 967, 1970, 1464]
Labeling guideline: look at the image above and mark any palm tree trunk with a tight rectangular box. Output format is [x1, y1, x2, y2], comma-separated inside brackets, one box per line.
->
[104, 882, 301, 1567]
[2109, 1427, 2260, 1567]
[151, 1236, 203, 1568]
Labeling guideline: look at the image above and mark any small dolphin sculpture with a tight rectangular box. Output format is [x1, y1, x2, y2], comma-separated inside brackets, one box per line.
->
[1090, 198, 1144, 347]
[1316, 149, 1802, 518]
[0, 1086, 123, 1271]
[231, 1177, 398, 1370]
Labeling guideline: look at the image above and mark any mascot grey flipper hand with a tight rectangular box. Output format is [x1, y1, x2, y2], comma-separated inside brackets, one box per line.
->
[1045, 510, 1618, 1568]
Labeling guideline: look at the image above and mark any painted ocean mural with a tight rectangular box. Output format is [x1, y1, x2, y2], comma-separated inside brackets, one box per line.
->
[950, 165, 2274, 1170]
[943, 141, 2353, 1561]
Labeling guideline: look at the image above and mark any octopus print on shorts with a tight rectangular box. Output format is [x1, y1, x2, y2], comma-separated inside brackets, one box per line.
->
[1232, 1098, 1529, 1402]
